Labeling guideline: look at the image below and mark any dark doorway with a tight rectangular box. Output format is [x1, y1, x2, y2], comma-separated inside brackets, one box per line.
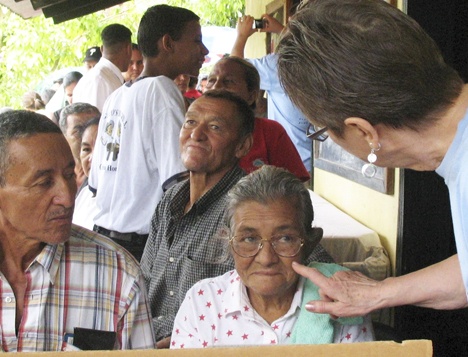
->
[395, 1, 468, 356]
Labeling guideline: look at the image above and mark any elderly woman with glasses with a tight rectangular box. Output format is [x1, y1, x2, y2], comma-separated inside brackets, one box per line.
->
[170, 166, 374, 349]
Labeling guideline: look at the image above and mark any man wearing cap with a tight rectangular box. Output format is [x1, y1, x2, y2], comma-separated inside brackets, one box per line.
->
[83, 46, 102, 71]
[73, 24, 132, 111]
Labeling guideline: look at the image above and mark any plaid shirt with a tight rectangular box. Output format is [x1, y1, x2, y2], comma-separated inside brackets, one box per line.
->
[140, 166, 244, 341]
[0, 225, 155, 352]
[141, 166, 333, 341]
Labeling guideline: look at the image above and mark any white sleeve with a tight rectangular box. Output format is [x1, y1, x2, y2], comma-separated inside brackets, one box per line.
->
[333, 314, 375, 343]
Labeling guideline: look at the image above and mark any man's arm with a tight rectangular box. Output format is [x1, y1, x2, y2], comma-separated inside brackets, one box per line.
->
[121, 273, 157, 349]
[293, 254, 468, 318]
[231, 14, 285, 58]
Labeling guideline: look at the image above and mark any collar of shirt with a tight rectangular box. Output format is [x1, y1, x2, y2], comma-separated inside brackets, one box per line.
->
[169, 165, 245, 217]
[97, 57, 125, 85]
[221, 270, 304, 322]
[30, 243, 64, 285]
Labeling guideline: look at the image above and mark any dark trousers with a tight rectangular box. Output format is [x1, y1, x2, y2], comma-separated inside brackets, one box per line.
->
[93, 225, 148, 262]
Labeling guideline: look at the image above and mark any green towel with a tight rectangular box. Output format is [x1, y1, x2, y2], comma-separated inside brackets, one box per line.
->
[290, 262, 364, 344]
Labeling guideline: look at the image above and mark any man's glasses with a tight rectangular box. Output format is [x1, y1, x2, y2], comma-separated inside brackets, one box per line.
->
[229, 234, 304, 258]
[306, 124, 329, 141]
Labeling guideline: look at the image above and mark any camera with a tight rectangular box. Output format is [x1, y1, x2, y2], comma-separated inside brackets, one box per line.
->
[253, 18, 264, 29]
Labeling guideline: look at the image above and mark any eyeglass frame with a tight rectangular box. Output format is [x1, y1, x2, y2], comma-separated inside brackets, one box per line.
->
[306, 124, 329, 141]
[229, 235, 305, 258]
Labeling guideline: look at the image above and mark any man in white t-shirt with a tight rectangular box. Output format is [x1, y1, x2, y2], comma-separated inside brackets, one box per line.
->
[73, 24, 132, 111]
[89, 5, 209, 261]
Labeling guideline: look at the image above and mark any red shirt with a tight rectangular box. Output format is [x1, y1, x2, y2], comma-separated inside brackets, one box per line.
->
[184, 89, 202, 99]
[240, 117, 310, 182]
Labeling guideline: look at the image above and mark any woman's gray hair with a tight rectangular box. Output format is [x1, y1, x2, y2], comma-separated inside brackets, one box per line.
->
[224, 165, 321, 257]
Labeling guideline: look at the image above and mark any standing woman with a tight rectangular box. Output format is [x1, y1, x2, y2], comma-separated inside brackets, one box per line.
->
[276, 0, 468, 316]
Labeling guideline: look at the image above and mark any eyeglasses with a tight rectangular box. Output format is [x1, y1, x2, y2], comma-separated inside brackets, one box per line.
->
[306, 124, 329, 141]
[229, 234, 304, 258]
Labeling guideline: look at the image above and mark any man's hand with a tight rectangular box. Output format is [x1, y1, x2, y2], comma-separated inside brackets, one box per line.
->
[292, 261, 382, 318]
[156, 336, 171, 349]
[260, 13, 285, 34]
[236, 15, 257, 39]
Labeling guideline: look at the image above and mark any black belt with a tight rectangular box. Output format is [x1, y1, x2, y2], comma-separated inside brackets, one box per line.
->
[93, 225, 148, 243]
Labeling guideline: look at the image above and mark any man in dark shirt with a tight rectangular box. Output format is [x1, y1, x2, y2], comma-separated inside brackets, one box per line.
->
[140, 90, 333, 348]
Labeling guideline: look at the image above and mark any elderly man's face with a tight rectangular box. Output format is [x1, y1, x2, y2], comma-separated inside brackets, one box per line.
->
[65, 112, 98, 161]
[180, 96, 250, 175]
[232, 198, 303, 300]
[206, 60, 257, 106]
[0, 133, 76, 245]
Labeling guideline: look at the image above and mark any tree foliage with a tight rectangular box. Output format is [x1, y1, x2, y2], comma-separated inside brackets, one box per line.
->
[0, 0, 243, 109]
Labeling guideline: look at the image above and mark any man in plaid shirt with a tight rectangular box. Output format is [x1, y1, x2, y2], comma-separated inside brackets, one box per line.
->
[0, 110, 155, 352]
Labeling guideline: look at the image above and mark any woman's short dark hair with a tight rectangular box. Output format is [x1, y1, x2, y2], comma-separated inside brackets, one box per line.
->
[277, 0, 463, 136]
[63, 71, 83, 89]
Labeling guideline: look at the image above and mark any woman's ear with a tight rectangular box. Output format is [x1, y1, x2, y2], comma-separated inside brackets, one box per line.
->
[344, 117, 380, 145]
[310, 227, 323, 246]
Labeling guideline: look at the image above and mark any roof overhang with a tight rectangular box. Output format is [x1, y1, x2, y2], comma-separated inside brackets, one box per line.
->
[0, 0, 130, 24]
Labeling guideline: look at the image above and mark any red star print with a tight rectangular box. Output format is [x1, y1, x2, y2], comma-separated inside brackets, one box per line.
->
[217, 289, 223, 295]
[346, 333, 352, 340]
[188, 334, 193, 338]
[198, 289, 204, 296]
[362, 327, 367, 333]
[236, 276, 240, 281]
[171, 341, 176, 346]
[180, 344, 185, 348]
[286, 331, 291, 338]
[230, 279, 234, 284]
[206, 301, 212, 308]
[243, 305, 250, 312]
[214, 337, 218, 342]
[199, 314, 205, 321]
[242, 333, 248, 340]
[218, 313, 223, 319]
[175, 328, 180, 334]
[202, 341, 208, 348]
[227, 330, 233, 337]
[211, 324, 216, 331]
[232, 314, 239, 320]
[272, 324, 279, 330]
[270, 340, 276, 344]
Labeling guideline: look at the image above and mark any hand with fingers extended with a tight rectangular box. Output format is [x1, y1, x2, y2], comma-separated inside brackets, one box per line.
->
[292, 261, 383, 318]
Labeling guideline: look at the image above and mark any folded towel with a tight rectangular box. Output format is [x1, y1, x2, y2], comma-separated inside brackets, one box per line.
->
[290, 262, 363, 344]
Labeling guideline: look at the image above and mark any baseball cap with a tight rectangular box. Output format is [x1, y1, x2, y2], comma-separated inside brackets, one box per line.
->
[84, 46, 102, 62]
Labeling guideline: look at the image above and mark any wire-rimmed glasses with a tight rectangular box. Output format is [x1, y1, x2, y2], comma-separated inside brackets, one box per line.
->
[229, 234, 304, 258]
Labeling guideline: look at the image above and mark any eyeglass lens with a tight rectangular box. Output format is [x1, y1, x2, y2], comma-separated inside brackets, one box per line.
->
[230, 235, 303, 258]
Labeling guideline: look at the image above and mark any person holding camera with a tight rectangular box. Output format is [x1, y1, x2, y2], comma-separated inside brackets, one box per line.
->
[230, 2, 313, 173]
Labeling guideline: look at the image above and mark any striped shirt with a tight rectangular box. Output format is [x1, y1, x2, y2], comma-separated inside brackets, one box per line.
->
[0, 225, 155, 352]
